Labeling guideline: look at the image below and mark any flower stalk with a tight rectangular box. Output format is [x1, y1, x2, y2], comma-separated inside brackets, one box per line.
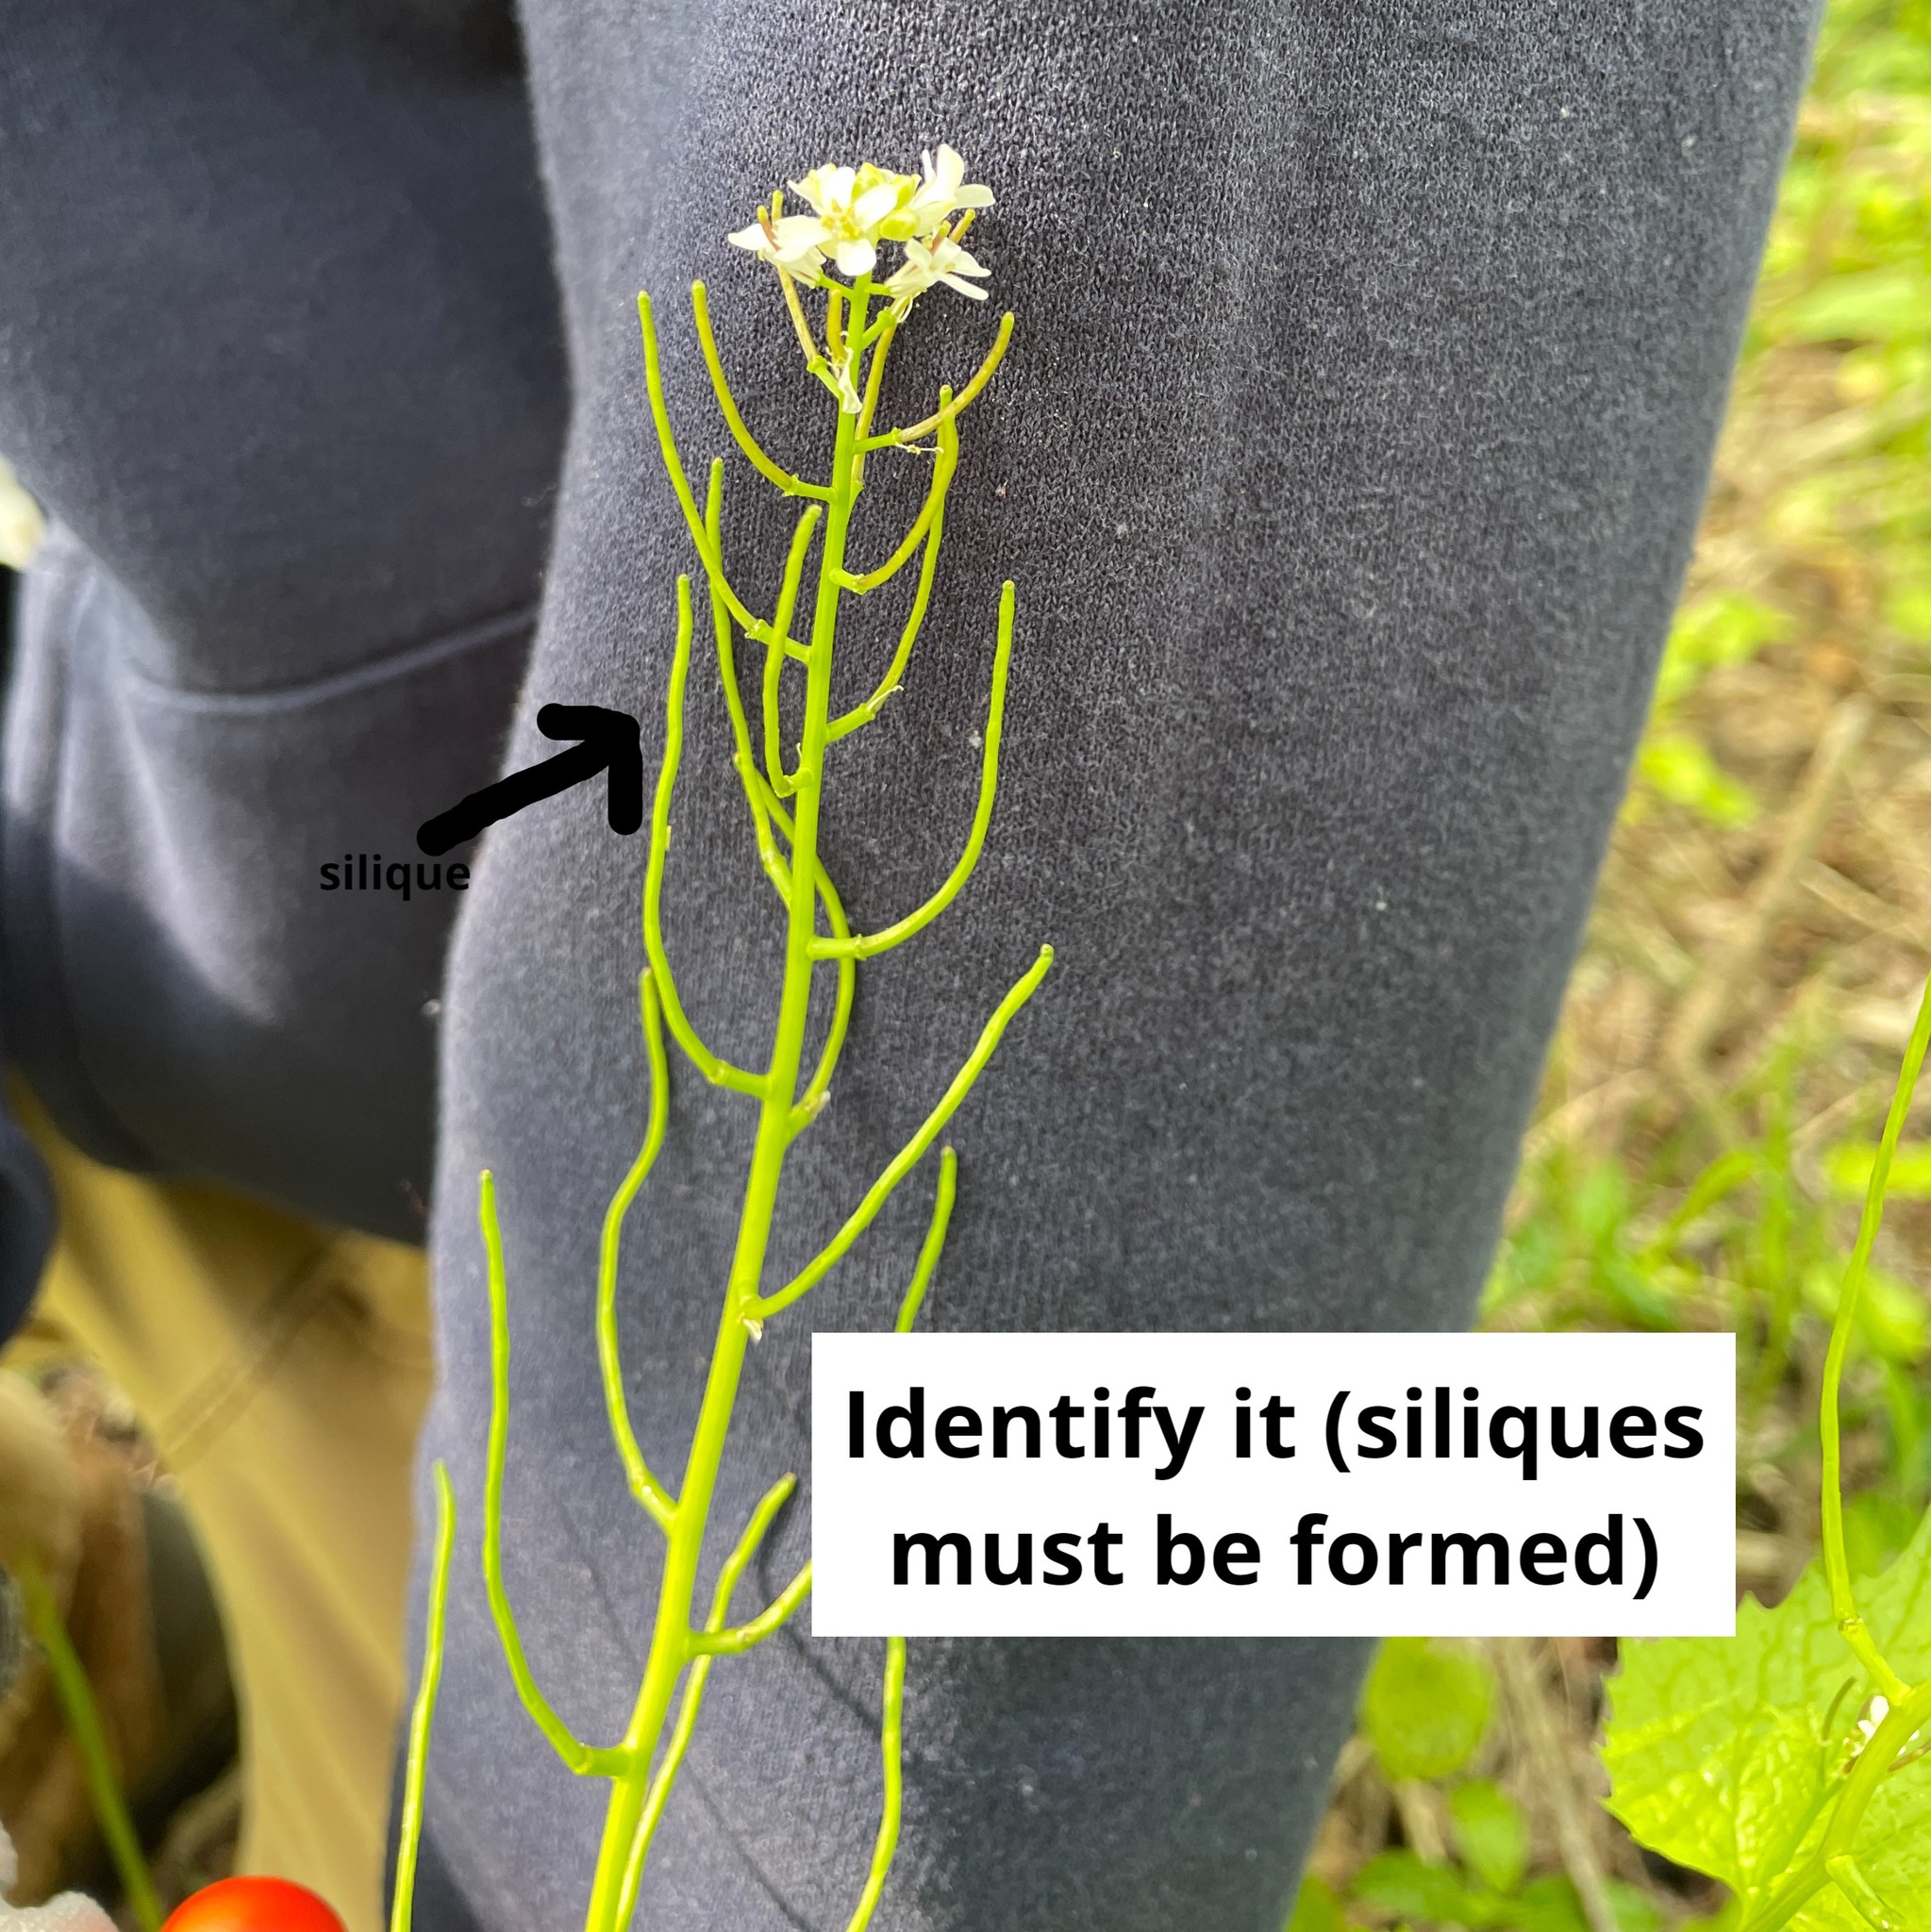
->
[1737, 970, 1931, 1932]
[458, 151, 1045, 1932]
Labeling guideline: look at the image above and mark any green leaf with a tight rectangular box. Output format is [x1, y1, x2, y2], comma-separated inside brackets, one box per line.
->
[1603, 1508, 1931, 1929]
[1780, 267, 1931, 345]
[1351, 1849, 1492, 1925]
[1656, 593, 1790, 708]
[1637, 732, 1758, 827]
[1572, 1159, 1632, 1249]
[1361, 1639, 1496, 1781]
[1490, 1874, 1669, 1932]
[1676, 1903, 1740, 1932]
[1453, 1780, 1529, 1894]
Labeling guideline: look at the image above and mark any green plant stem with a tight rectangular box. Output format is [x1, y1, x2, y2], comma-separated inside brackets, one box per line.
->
[18, 1557, 162, 1932]
[1739, 1678, 1931, 1932]
[608, 1475, 798, 1931]
[871, 311, 1014, 445]
[897, 1149, 957, 1333]
[578, 325, 870, 1932]
[595, 972, 676, 1526]
[757, 943, 1053, 1322]
[391, 1462, 457, 1932]
[842, 1636, 907, 1932]
[1820, 969, 1931, 1702]
[691, 281, 830, 501]
[481, 274, 1040, 1932]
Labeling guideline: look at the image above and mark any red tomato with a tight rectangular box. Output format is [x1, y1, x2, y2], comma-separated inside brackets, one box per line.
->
[161, 1877, 347, 1932]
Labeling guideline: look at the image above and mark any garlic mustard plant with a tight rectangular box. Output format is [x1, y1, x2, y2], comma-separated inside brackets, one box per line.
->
[390, 147, 1046, 1932]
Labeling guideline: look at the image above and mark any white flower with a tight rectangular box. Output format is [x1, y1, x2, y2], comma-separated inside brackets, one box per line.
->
[787, 162, 917, 278]
[884, 233, 991, 304]
[889, 145, 994, 241]
[725, 148, 994, 295]
[725, 205, 831, 282]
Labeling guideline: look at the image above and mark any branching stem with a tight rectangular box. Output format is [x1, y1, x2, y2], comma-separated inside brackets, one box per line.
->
[870, 311, 1014, 446]
[482, 1171, 628, 1780]
[691, 281, 830, 500]
[595, 972, 676, 1526]
[486, 271, 1034, 1932]
[814, 580, 1017, 960]
[757, 944, 1054, 1322]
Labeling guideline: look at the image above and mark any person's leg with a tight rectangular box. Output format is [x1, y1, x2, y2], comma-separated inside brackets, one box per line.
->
[419, 2, 1817, 1925]
[0, 0, 566, 1252]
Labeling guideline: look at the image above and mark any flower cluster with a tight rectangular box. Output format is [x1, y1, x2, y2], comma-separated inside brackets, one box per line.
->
[727, 145, 992, 304]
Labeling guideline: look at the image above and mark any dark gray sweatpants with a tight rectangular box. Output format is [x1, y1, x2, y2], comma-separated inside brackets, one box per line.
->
[0, 1, 1816, 1927]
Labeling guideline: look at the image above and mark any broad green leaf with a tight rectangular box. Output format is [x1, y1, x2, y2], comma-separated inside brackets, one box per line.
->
[1453, 1780, 1529, 1894]
[1677, 1904, 1740, 1932]
[1361, 1639, 1495, 1781]
[1603, 1508, 1931, 1929]
[1284, 1874, 1352, 1932]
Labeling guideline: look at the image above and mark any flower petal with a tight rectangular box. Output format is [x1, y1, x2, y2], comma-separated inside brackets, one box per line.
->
[771, 214, 830, 247]
[834, 236, 877, 276]
[791, 164, 853, 217]
[852, 178, 907, 229]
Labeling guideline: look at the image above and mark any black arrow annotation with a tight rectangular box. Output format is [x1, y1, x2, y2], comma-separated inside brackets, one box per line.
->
[416, 705, 642, 857]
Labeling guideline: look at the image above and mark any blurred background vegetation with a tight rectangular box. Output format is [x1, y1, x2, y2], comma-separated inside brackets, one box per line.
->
[1300, 2, 1931, 1926]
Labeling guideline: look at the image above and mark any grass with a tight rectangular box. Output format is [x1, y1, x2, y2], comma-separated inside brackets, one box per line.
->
[1302, 2, 1931, 1925]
